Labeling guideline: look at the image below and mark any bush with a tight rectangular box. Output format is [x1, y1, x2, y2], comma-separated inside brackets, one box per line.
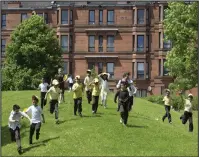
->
[145, 95, 198, 111]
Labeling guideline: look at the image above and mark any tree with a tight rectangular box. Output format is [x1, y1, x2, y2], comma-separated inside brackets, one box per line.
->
[2, 13, 62, 90]
[163, 2, 198, 90]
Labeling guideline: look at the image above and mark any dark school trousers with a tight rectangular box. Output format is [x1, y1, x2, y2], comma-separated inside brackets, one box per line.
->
[181, 111, 193, 132]
[162, 105, 172, 122]
[86, 90, 92, 104]
[29, 122, 41, 143]
[9, 127, 21, 148]
[40, 92, 47, 109]
[74, 97, 82, 115]
[49, 100, 59, 120]
[92, 96, 99, 113]
[120, 109, 129, 125]
[128, 96, 134, 111]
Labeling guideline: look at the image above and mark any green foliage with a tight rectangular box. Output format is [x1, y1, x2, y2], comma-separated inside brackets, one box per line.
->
[3, 14, 62, 90]
[145, 94, 198, 111]
[91, 66, 98, 79]
[164, 2, 198, 89]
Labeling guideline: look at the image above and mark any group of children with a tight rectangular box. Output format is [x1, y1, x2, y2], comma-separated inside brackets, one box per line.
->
[8, 68, 195, 154]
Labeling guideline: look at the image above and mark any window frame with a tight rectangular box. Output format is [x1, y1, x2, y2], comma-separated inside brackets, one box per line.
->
[61, 10, 69, 24]
[99, 10, 103, 25]
[61, 35, 69, 52]
[137, 35, 144, 52]
[163, 59, 169, 76]
[107, 35, 114, 52]
[63, 62, 68, 74]
[70, 10, 73, 24]
[88, 62, 95, 70]
[137, 9, 144, 24]
[1, 14, 6, 28]
[137, 62, 144, 79]
[89, 10, 95, 25]
[21, 13, 28, 22]
[88, 35, 95, 52]
[98, 62, 103, 74]
[98, 35, 103, 52]
[107, 10, 114, 25]
[106, 62, 114, 79]
[1, 39, 6, 55]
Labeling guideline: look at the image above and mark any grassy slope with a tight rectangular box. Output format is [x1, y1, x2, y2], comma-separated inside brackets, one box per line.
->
[1, 91, 198, 156]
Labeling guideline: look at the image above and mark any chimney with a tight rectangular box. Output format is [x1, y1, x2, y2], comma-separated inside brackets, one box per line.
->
[8, 1, 21, 8]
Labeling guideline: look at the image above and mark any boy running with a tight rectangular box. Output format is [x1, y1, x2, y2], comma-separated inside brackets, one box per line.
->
[72, 75, 84, 117]
[89, 78, 101, 114]
[114, 81, 130, 126]
[38, 78, 49, 109]
[8, 104, 31, 154]
[84, 69, 93, 104]
[44, 79, 61, 124]
[179, 93, 194, 132]
[67, 74, 74, 92]
[25, 95, 45, 144]
[162, 89, 172, 124]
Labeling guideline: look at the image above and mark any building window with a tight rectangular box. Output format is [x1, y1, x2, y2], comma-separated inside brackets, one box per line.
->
[98, 62, 103, 74]
[107, 35, 114, 52]
[137, 9, 144, 24]
[159, 6, 161, 21]
[57, 10, 59, 24]
[69, 35, 73, 52]
[163, 34, 171, 49]
[61, 35, 68, 52]
[107, 10, 114, 25]
[132, 35, 135, 51]
[132, 62, 135, 79]
[132, 9, 135, 24]
[137, 35, 144, 52]
[159, 59, 161, 76]
[70, 10, 73, 24]
[146, 8, 149, 24]
[136, 89, 147, 97]
[146, 62, 149, 78]
[146, 35, 149, 51]
[137, 62, 144, 79]
[1, 39, 6, 55]
[1, 14, 6, 28]
[99, 10, 103, 25]
[21, 13, 28, 22]
[88, 62, 95, 70]
[163, 59, 169, 76]
[106, 63, 114, 78]
[37, 13, 48, 24]
[61, 10, 68, 24]
[63, 62, 68, 74]
[89, 10, 95, 25]
[99, 36, 103, 52]
[159, 32, 162, 48]
[88, 35, 95, 52]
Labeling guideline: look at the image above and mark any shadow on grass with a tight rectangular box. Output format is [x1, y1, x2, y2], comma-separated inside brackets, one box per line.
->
[127, 124, 148, 128]
[130, 115, 152, 121]
[23, 136, 60, 154]
[83, 115, 102, 118]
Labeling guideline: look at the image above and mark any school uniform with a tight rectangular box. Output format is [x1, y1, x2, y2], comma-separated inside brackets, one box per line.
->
[38, 82, 49, 109]
[84, 76, 93, 104]
[67, 77, 74, 91]
[45, 86, 61, 123]
[99, 73, 110, 108]
[180, 99, 193, 132]
[91, 83, 101, 114]
[8, 111, 30, 152]
[114, 89, 129, 125]
[26, 105, 43, 144]
[56, 74, 65, 94]
[162, 96, 172, 123]
[72, 82, 84, 116]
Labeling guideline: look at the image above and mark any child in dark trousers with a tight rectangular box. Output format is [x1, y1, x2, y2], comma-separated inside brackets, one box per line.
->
[8, 104, 31, 154]
[114, 81, 129, 126]
[25, 95, 45, 144]
[162, 89, 172, 124]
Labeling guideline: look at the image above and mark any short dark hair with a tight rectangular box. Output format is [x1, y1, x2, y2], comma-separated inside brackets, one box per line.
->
[32, 95, 39, 102]
[13, 104, 20, 111]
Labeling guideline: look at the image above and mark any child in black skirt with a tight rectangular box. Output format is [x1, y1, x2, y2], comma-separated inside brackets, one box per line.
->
[114, 81, 130, 126]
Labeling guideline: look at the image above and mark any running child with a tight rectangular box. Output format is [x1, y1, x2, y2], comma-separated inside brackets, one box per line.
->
[98, 72, 110, 108]
[179, 93, 194, 132]
[72, 75, 84, 117]
[25, 95, 45, 144]
[84, 69, 93, 104]
[67, 74, 74, 92]
[8, 104, 31, 154]
[114, 81, 130, 126]
[89, 78, 101, 114]
[162, 89, 172, 124]
[38, 78, 50, 109]
[44, 79, 61, 124]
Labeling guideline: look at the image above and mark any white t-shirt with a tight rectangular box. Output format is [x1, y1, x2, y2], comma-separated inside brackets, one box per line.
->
[67, 77, 73, 84]
[184, 99, 192, 113]
[39, 83, 49, 92]
[8, 111, 28, 130]
[84, 76, 93, 91]
[26, 105, 43, 123]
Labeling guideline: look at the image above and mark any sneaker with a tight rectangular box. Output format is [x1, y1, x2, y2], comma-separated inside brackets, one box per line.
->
[92, 111, 95, 114]
[169, 121, 172, 124]
[123, 123, 127, 127]
[29, 140, 32, 145]
[79, 113, 83, 117]
[162, 117, 165, 122]
[17, 147, 22, 155]
[120, 118, 123, 124]
[74, 113, 77, 116]
[36, 133, 40, 140]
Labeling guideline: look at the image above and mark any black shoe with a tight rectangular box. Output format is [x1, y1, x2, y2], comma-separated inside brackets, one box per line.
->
[56, 120, 60, 124]
[74, 113, 77, 116]
[29, 140, 32, 145]
[180, 116, 182, 120]
[36, 133, 40, 140]
[79, 113, 82, 117]
[162, 117, 165, 122]
[17, 147, 22, 155]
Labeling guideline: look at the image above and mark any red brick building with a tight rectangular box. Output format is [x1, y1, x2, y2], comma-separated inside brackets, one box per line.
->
[1, 1, 174, 96]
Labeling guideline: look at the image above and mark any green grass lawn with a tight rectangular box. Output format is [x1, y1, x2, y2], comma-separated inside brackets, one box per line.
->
[1, 90, 198, 156]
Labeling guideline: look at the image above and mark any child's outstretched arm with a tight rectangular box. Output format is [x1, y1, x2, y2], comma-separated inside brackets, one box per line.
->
[20, 111, 31, 124]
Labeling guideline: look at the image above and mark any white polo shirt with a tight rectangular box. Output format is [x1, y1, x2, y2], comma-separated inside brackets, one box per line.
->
[184, 99, 192, 113]
[39, 83, 49, 92]
[26, 105, 43, 123]
[8, 111, 28, 130]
